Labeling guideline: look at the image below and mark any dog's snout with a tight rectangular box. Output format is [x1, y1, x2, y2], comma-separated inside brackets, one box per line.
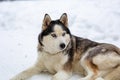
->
[60, 43, 65, 49]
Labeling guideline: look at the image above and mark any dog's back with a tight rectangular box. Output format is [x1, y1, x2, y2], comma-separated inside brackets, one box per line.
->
[72, 35, 120, 80]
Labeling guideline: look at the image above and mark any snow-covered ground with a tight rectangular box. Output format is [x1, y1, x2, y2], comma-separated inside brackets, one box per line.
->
[0, 0, 120, 80]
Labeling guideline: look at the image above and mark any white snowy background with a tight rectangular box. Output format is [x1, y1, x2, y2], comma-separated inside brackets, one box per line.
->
[0, 0, 120, 80]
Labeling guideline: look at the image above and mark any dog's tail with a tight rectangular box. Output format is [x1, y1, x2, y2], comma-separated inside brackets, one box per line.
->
[104, 66, 120, 80]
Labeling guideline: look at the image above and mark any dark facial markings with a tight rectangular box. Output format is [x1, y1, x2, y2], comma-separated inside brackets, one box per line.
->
[62, 32, 66, 37]
[51, 33, 57, 38]
[40, 20, 71, 41]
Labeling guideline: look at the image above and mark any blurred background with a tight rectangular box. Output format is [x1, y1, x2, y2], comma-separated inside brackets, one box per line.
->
[0, 0, 120, 80]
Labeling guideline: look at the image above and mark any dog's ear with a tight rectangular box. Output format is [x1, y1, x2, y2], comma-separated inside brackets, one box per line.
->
[42, 14, 51, 30]
[60, 13, 68, 27]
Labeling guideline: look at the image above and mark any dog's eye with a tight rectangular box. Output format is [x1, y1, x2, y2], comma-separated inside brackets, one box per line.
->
[51, 33, 57, 38]
[62, 32, 66, 36]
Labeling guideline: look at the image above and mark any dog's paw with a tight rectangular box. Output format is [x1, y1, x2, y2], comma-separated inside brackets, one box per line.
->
[95, 77, 104, 80]
[10, 75, 26, 80]
[52, 71, 71, 80]
[77, 79, 87, 80]
[10, 77, 24, 80]
[77, 77, 89, 80]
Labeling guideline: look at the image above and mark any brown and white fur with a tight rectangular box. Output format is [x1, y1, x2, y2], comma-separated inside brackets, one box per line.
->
[11, 13, 120, 80]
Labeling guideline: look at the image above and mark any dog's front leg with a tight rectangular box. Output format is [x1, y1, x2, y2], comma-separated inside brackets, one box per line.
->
[52, 70, 72, 80]
[10, 65, 44, 80]
[52, 61, 72, 80]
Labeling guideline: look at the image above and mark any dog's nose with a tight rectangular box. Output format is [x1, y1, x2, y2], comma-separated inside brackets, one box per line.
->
[60, 43, 66, 49]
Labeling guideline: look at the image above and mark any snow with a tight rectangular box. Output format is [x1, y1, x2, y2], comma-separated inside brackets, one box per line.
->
[0, 0, 120, 80]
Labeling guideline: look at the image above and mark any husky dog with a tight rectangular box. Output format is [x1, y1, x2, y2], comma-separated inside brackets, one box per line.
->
[11, 13, 120, 80]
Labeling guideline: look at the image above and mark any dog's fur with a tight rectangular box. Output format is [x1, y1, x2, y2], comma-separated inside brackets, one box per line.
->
[11, 13, 120, 80]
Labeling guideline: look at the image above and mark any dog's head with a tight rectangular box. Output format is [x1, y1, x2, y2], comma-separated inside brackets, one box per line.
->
[39, 13, 71, 54]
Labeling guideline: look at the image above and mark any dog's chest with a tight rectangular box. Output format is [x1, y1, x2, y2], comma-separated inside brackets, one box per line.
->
[39, 52, 68, 73]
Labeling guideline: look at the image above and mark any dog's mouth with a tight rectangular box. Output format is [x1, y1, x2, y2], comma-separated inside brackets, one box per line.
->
[51, 46, 67, 55]
[43, 41, 71, 55]
[57, 41, 71, 54]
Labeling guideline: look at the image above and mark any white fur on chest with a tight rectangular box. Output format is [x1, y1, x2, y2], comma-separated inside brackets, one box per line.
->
[37, 51, 68, 74]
